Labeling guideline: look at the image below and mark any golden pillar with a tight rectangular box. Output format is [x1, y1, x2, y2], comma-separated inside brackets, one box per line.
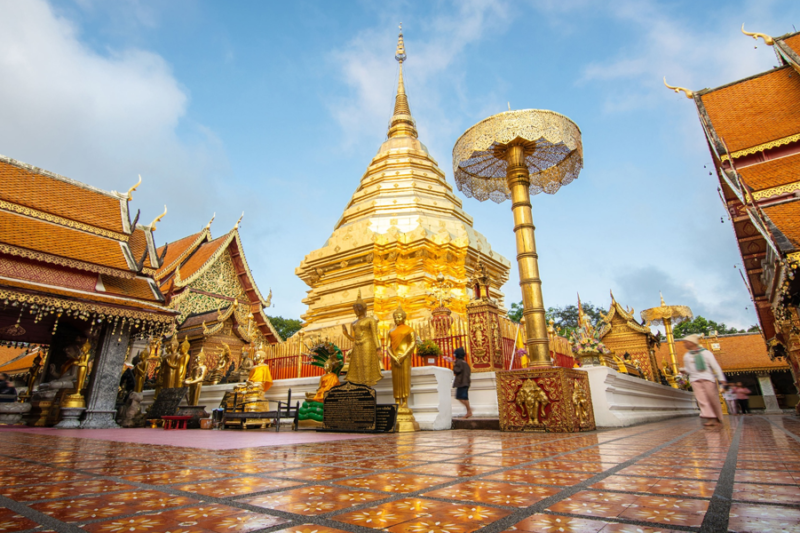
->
[453, 109, 594, 432]
[641, 294, 692, 389]
[506, 145, 550, 366]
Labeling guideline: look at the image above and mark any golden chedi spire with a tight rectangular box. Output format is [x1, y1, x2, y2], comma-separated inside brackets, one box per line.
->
[388, 25, 418, 139]
[295, 25, 510, 332]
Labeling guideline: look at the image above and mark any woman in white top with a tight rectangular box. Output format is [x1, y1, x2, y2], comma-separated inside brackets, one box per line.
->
[679, 334, 727, 427]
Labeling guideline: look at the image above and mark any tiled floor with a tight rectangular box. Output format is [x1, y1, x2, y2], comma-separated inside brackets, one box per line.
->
[0, 415, 799, 532]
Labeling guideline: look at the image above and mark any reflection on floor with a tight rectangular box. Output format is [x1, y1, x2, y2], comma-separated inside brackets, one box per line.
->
[0, 416, 798, 533]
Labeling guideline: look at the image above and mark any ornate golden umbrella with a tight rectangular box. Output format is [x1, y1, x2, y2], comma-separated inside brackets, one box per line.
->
[453, 110, 583, 366]
[641, 294, 692, 385]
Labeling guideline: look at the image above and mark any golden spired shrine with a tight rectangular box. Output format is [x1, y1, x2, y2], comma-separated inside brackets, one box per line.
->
[296, 28, 510, 332]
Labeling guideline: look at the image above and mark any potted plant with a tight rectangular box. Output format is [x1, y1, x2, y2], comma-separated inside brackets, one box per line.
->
[416, 340, 442, 366]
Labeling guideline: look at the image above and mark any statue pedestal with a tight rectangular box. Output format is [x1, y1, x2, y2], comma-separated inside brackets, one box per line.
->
[578, 366, 698, 427]
[55, 407, 85, 429]
[395, 406, 420, 432]
[496, 367, 595, 432]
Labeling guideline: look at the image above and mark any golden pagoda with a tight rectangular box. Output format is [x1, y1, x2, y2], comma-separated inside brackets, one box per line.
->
[296, 28, 510, 332]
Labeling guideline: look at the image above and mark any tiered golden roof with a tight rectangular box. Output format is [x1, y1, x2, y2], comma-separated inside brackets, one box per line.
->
[296, 29, 511, 331]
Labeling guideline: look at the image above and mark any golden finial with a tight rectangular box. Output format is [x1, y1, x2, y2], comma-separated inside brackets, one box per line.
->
[126, 175, 142, 201]
[150, 205, 167, 230]
[663, 77, 693, 99]
[609, 289, 616, 303]
[660, 292, 666, 306]
[395, 23, 406, 63]
[234, 212, 244, 230]
[742, 24, 774, 46]
[265, 289, 272, 307]
[205, 213, 215, 230]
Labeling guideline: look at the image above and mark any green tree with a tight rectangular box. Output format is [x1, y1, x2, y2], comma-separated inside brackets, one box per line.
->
[671, 316, 745, 338]
[747, 324, 761, 332]
[267, 316, 302, 341]
[508, 301, 524, 323]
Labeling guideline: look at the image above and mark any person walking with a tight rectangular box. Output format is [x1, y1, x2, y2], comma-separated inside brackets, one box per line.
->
[0, 373, 17, 402]
[723, 384, 739, 414]
[679, 334, 726, 427]
[733, 382, 752, 414]
[452, 348, 472, 419]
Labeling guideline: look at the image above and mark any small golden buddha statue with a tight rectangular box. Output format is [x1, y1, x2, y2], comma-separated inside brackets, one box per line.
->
[388, 304, 419, 432]
[247, 347, 273, 392]
[572, 381, 590, 426]
[133, 346, 150, 393]
[21, 352, 44, 401]
[62, 339, 92, 409]
[341, 291, 383, 387]
[184, 349, 208, 406]
[157, 336, 179, 394]
[307, 354, 341, 403]
[172, 337, 192, 388]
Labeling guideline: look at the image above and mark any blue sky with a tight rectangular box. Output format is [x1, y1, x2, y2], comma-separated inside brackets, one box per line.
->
[2, 0, 799, 330]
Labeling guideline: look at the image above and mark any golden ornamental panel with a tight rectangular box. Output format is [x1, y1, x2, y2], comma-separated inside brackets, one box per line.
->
[496, 367, 595, 433]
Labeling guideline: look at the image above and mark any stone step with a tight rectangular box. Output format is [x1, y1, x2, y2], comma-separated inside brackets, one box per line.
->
[451, 417, 500, 430]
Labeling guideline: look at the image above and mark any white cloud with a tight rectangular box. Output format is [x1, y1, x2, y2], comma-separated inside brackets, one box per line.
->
[329, 0, 509, 149]
[0, 0, 228, 230]
[578, 0, 788, 113]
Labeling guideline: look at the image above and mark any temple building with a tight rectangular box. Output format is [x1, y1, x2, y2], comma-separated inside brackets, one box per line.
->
[669, 28, 800, 411]
[598, 293, 660, 381]
[655, 332, 797, 411]
[154, 218, 281, 373]
[296, 30, 511, 332]
[0, 155, 175, 427]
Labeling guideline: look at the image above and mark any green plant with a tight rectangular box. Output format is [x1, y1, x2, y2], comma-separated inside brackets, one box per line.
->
[416, 339, 442, 357]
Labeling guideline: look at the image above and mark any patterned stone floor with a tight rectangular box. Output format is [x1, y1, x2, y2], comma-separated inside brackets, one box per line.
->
[0, 415, 798, 533]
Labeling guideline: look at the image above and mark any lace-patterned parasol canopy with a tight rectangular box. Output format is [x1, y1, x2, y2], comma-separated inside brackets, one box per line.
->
[451, 109, 584, 203]
[640, 296, 693, 327]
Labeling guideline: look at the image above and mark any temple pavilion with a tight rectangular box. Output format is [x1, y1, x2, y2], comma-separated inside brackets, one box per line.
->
[153, 219, 281, 373]
[296, 30, 511, 332]
[598, 293, 660, 382]
[0, 155, 175, 427]
[667, 28, 800, 413]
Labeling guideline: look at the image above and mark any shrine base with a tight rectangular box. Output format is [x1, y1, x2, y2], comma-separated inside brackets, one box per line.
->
[496, 367, 596, 432]
[579, 366, 699, 427]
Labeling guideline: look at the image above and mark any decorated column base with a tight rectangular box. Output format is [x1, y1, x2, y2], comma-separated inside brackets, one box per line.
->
[55, 407, 85, 429]
[496, 367, 595, 432]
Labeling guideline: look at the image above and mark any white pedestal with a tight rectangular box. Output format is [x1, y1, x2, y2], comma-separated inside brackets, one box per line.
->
[141, 366, 455, 431]
[450, 371, 499, 418]
[757, 375, 782, 414]
[579, 366, 699, 427]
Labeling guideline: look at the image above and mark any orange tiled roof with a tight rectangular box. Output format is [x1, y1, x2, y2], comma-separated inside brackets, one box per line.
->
[100, 275, 160, 302]
[0, 346, 25, 367]
[0, 351, 38, 375]
[701, 67, 800, 153]
[763, 201, 800, 248]
[0, 157, 125, 233]
[655, 333, 788, 373]
[0, 210, 131, 271]
[128, 229, 153, 269]
[177, 235, 229, 282]
[156, 231, 206, 280]
[738, 153, 800, 191]
[784, 33, 800, 56]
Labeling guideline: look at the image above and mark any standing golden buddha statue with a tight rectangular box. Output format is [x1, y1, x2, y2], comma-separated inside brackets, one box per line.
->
[62, 339, 92, 409]
[157, 336, 179, 394]
[341, 291, 383, 387]
[388, 305, 419, 432]
[133, 345, 150, 393]
[184, 349, 208, 406]
[173, 337, 192, 388]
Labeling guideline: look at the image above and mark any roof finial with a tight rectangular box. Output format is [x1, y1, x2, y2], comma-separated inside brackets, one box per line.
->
[126, 175, 142, 201]
[610, 289, 615, 303]
[234, 212, 244, 230]
[663, 77, 693, 99]
[741, 24, 774, 45]
[660, 291, 666, 306]
[150, 205, 167, 231]
[388, 24, 417, 139]
[205, 213, 215, 230]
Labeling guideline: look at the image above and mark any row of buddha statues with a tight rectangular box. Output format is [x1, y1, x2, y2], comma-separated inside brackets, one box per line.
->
[133, 337, 273, 406]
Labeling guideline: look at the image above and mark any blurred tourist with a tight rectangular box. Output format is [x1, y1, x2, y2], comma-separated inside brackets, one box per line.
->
[452, 347, 472, 419]
[723, 384, 739, 414]
[680, 334, 726, 427]
[0, 373, 17, 402]
[733, 382, 752, 414]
